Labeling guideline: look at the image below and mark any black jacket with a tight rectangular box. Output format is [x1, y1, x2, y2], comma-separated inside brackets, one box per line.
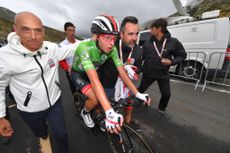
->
[99, 41, 143, 88]
[142, 31, 186, 79]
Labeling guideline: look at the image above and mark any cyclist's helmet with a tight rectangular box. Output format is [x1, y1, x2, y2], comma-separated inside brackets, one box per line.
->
[91, 15, 119, 35]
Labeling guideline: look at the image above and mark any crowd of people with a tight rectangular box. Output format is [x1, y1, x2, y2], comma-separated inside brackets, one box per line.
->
[0, 11, 186, 153]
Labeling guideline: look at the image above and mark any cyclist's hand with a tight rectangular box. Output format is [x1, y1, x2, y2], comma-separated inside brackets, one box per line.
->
[0, 118, 14, 137]
[105, 109, 123, 134]
[135, 92, 151, 106]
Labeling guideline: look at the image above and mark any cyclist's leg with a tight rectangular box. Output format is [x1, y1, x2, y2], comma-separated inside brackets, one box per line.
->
[123, 91, 133, 124]
[124, 95, 141, 131]
[124, 106, 133, 124]
[72, 71, 99, 110]
[83, 86, 98, 111]
[72, 71, 98, 127]
[80, 87, 99, 128]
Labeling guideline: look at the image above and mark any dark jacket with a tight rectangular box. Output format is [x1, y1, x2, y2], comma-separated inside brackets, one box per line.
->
[142, 31, 186, 79]
[99, 41, 143, 88]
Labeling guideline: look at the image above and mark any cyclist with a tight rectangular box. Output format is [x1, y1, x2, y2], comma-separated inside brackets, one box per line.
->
[99, 16, 143, 131]
[71, 15, 150, 134]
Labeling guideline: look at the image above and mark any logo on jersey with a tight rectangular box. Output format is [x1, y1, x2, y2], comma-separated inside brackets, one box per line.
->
[101, 54, 108, 61]
[80, 51, 89, 60]
[48, 58, 55, 68]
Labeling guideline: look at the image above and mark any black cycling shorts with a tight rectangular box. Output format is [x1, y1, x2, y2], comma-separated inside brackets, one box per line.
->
[71, 70, 92, 95]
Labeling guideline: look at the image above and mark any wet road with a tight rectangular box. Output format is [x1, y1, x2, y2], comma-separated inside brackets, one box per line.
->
[1, 69, 230, 153]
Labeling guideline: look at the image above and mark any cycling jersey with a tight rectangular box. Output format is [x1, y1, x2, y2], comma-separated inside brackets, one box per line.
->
[72, 39, 122, 73]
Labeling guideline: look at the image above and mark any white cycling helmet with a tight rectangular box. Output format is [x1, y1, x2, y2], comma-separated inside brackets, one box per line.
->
[91, 15, 119, 35]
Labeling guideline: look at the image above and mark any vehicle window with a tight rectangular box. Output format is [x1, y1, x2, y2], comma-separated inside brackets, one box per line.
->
[138, 31, 151, 47]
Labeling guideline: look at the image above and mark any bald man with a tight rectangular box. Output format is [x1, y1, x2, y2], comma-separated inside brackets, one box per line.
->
[0, 12, 79, 153]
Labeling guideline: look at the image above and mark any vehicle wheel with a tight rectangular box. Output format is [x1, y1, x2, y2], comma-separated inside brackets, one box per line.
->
[107, 124, 155, 153]
[176, 61, 205, 80]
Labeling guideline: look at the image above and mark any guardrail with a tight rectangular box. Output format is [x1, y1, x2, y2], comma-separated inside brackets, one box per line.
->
[170, 51, 206, 88]
[170, 51, 230, 91]
[202, 52, 230, 91]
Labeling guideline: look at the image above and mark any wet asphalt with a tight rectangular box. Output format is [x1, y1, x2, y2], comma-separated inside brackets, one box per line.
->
[0, 69, 230, 153]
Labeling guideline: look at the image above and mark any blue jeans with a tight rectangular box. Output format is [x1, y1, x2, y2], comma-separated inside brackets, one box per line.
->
[18, 97, 69, 153]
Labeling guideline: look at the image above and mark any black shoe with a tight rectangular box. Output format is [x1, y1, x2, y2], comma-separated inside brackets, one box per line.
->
[157, 107, 165, 115]
[126, 121, 141, 132]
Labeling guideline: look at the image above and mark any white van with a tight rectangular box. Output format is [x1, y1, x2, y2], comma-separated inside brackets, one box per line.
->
[137, 17, 230, 79]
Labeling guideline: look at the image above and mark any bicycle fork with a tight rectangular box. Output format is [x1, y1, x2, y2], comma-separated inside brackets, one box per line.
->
[117, 133, 126, 152]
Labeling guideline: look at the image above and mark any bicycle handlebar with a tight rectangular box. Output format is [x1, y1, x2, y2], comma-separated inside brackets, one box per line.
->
[109, 95, 147, 111]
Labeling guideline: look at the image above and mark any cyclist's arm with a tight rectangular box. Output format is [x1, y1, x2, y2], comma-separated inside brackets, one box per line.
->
[85, 69, 112, 111]
[117, 65, 138, 95]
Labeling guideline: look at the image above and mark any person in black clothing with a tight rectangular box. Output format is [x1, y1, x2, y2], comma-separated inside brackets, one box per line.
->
[138, 18, 186, 114]
[99, 16, 143, 126]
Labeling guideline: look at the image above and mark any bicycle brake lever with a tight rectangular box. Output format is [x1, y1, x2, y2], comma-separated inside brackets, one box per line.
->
[118, 117, 121, 125]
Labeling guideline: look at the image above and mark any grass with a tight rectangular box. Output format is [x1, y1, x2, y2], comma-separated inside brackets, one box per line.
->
[190, 0, 230, 18]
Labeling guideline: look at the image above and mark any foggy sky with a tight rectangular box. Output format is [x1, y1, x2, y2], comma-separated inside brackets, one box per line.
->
[0, 0, 188, 38]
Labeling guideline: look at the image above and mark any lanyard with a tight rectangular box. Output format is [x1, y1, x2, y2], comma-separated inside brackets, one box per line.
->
[153, 38, 167, 58]
[119, 39, 133, 64]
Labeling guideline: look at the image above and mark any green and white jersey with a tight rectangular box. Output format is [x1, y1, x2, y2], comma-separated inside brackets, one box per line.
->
[72, 39, 122, 72]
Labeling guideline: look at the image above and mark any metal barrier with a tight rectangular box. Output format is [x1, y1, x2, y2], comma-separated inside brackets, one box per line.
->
[170, 51, 207, 88]
[202, 52, 230, 91]
[170, 51, 230, 91]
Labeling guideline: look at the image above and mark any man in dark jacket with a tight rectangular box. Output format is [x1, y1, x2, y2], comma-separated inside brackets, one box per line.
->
[99, 16, 143, 127]
[138, 18, 186, 114]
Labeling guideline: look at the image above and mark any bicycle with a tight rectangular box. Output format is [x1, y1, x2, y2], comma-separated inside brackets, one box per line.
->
[73, 91, 155, 153]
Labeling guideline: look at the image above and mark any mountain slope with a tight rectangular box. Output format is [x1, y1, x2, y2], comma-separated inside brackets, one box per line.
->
[0, 6, 78, 42]
[189, 0, 230, 18]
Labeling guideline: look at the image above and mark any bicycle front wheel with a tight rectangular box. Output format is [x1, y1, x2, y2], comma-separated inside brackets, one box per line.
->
[107, 124, 155, 153]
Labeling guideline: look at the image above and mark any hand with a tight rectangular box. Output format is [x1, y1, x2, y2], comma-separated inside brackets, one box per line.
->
[161, 58, 172, 66]
[0, 118, 14, 137]
[105, 109, 123, 134]
[124, 65, 139, 80]
[135, 92, 151, 106]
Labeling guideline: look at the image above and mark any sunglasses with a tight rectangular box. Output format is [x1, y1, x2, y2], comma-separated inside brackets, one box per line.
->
[99, 34, 117, 43]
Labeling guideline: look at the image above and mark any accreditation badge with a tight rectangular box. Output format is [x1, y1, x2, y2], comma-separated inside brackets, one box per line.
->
[126, 58, 135, 65]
